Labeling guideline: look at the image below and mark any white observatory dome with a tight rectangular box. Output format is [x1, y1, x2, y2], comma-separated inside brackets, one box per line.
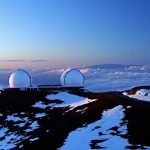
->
[9, 69, 32, 88]
[61, 69, 84, 87]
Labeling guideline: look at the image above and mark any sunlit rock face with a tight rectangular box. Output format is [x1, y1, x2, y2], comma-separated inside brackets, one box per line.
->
[61, 69, 84, 87]
[9, 69, 32, 88]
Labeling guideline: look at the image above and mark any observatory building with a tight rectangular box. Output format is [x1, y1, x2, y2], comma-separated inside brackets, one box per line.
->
[9, 69, 32, 88]
[61, 69, 84, 87]
[7, 68, 84, 93]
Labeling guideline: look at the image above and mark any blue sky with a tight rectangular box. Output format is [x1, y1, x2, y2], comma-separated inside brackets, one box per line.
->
[0, 0, 150, 68]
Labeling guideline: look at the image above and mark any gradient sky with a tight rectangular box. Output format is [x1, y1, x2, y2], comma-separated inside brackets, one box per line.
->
[0, 0, 150, 68]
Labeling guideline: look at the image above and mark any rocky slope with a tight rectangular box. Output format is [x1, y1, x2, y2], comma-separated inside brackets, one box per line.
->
[0, 86, 150, 149]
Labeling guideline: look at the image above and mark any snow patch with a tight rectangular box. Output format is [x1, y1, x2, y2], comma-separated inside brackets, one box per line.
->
[6, 114, 29, 128]
[29, 137, 39, 142]
[35, 113, 47, 118]
[0, 127, 8, 138]
[0, 127, 25, 150]
[76, 107, 88, 112]
[67, 98, 96, 111]
[25, 121, 39, 132]
[32, 101, 48, 109]
[60, 105, 128, 150]
[46, 92, 97, 110]
[123, 89, 150, 102]
[46, 92, 84, 104]
[46, 92, 83, 102]
[7, 115, 23, 122]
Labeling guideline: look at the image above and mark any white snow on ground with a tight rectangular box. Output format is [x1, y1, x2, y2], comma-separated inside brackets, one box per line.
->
[5, 114, 39, 131]
[136, 89, 150, 96]
[76, 107, 88, 112]
[0, 113, 41, 149]
[46, 92, 96, 110]
[0, 127, 8, 139]
[33, 92, 96, 110]
[25, 121, 39, 133]
[0, 126, 26, 150]
[7, 115, 25, 122]
[60, 105, 128, 150]
[66, 98, 97, 112]
[6, 114, 29, 128]
[68, 98, 96, 108]
[29, 137, 39, 142]
[35, 113, 47, 118]
[32, 92, 88, 109]
[123, 89, 150, 102]
[32, 101, 48, 109]
[46, 92, 84, 104]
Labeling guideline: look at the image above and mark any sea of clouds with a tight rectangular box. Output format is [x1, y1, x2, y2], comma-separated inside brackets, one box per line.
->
[1, 64, 150, 92]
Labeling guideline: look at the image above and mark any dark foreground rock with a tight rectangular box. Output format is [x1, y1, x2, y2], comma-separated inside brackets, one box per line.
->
[0, 86, 150, 149]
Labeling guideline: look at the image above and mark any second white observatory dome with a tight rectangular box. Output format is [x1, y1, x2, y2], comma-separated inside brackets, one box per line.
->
[61, 69, 84, 87]
[9, 69, 32, 88]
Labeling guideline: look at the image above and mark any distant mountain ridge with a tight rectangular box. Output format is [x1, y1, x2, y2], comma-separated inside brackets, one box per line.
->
[88, 64, 127, 69]
[87, 64, 147, 70]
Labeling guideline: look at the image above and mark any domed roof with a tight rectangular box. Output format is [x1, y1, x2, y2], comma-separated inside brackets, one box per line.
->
[9, 69, 32, 88]
[60, 69, 84, 86]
